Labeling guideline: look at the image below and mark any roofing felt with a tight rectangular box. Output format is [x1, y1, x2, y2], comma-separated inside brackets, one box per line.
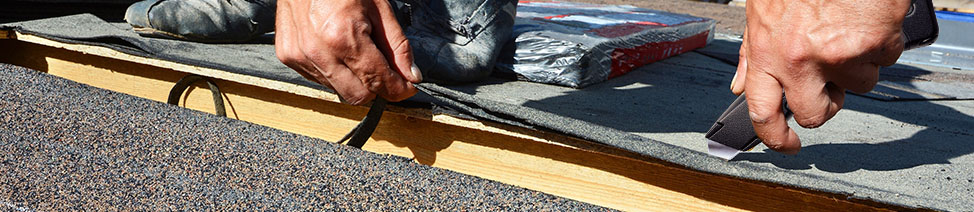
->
[1, 11, 973, 210]
[0, 63, 607, 211]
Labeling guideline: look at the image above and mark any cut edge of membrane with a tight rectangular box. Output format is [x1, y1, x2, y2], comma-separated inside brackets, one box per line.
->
[707, 139, 741, 160]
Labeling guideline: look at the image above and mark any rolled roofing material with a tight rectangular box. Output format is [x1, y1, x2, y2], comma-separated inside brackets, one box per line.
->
[497, 1, 716, 88]
[2, 14, 973, 210]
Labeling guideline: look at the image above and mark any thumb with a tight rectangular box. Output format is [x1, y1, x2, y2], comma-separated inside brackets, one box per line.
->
[731, 28, 748, 95]
[369, 0, 422, 83]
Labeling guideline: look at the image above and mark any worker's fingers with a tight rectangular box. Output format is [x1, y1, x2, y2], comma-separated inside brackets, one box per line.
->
[780, 70, 839, 129]
[346, 27, 418, 102]
[872, 28, 907, 67]
[825, 82, 845, 121]
[297, 13, 376, 104]
[276, 0, 419, 105]
[731, 57, 747, 95]
[274, 0, 295, 59]
[827, 62, 880, 94]
[275, 0, 330, 88]
[299, 2, 382, 105]
[369, 0, 422, 83]
[320, 63, 378, 105]
[275, 1, 303, 74]
[731, 29, 748, 95]
[744, 66, 801, 155]
[824, 32, 900, 94]
[860, 21, 906, 66]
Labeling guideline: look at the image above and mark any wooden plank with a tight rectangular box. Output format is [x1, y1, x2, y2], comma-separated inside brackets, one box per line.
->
[4, 31, 343, 104]
[0, 32, 909, 211]
[936, 6, 974, 13]
[934, 0, 974, 13]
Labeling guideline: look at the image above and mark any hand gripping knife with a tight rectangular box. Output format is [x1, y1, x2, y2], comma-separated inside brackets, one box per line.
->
[705, 0, 939, 160]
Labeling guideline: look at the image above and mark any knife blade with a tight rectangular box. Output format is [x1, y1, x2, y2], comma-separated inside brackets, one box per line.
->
[705, 94, 791, 160]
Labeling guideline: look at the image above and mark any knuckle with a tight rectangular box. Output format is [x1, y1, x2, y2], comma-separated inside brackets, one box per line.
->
[887, 37, 906, 52]
[317, 67, 335, 79]
[850, 78, 878, 93]
[351, 19, 373, 36]
[321, 29, 348, 49]
[345, 96, 368, 106]
[320, 34, 342, 49]
[317, 19, 372, 55]
[817, 45, 859, 67]
[783, 46, 814, 67]
[320, 21, 362, 48]
[384, 83, 414, 102]
[795, 114, 827, 128]
[877, 37, 905, 66]
[863, 35, 888, 50]
[320, 35, 346, 53]
[359, 71, 383, 92]
[275, 46, 290, 62]
[394, 39, 412, 56]
[819, 52, 848, 66]
[276, 51, 297, 66]
[275, 46, 302, 65]
[747, 104, 778, 124]
[342, 91, 373, 106]
[764, 141, 788, 151]
[277, 53, 308, 72]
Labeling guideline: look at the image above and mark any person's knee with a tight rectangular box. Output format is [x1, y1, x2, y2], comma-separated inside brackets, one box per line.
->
[424, 45, 495, 84]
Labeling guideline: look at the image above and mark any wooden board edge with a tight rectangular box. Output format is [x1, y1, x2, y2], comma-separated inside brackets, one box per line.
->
[936, 6, 974, 13]
[9, 31, 341, 103]
[0, 29, 12, 39]
[0, 37, 922, 211]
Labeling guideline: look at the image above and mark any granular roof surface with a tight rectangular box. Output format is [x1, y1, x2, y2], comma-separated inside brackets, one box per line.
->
[0, 63, 608, 211]
[3, 2, 974, 209]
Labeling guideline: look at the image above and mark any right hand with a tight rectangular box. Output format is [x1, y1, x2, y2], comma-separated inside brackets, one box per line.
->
[275, 0, 423, 105]
[731, 0, 909, 154]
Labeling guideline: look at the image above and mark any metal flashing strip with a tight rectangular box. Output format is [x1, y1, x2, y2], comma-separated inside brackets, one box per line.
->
[898, 13, 974, 71]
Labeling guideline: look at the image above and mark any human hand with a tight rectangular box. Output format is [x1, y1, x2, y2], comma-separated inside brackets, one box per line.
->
[730, 0, 910, 154]
[275, 0, 422, 105]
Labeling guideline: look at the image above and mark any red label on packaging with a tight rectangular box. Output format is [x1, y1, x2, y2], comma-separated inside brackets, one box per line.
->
[609, 30, 711, 79]
[585, 21, 668, 38]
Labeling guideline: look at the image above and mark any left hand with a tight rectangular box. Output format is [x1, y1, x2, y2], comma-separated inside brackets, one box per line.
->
[275, 0, 422, 105]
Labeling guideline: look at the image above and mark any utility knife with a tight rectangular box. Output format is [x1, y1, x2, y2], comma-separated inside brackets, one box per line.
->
[705, 0, 939, 160]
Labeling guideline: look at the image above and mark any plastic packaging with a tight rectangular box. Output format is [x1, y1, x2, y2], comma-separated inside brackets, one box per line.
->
[497, 1, 717, 88]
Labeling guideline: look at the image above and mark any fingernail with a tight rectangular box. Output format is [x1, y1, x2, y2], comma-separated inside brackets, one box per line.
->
[411, 63, 423, 82]
[730, 72, 738, 91]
